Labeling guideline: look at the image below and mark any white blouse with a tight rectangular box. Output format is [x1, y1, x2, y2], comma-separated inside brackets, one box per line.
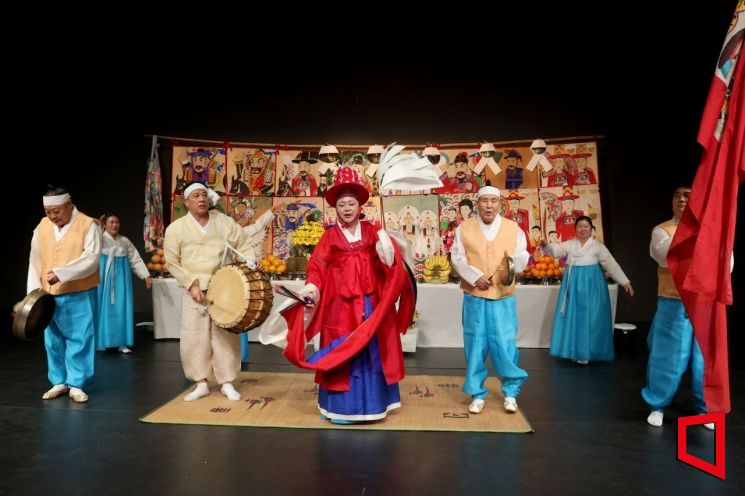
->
[544, 238, 630, 285]
[102, 231, 150, 280]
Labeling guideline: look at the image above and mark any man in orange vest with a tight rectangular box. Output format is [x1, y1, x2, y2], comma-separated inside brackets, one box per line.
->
[450, 186, 530, 414]
[642, 186, 714, 430]
[27, 187, 102, 403]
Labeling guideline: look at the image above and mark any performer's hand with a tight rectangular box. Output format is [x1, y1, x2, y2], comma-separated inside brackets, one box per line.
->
[302, 288, 319, 308]
[474, 276, 493, 291]
[45, 271, 59, 285]
[145, 277, 152, 290]
[189, 284, 204, 303]
[623, 283, 634, 297]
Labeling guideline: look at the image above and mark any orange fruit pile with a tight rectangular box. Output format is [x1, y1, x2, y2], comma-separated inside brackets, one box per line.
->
[260, 255, 286, 274]
[529, 256, 563, 278]
[146, 249, 169, 273]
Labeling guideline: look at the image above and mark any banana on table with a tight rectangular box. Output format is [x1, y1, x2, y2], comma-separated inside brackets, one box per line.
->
[422, 255, 451, 283]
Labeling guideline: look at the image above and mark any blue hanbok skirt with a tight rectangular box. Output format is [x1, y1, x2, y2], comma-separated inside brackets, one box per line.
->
[549, 264, 614, 361]
[96, 255, 134, 349]
[308, 296, 401, 422]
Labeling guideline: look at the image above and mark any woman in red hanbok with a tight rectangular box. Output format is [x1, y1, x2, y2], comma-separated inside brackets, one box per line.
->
[282, 166, 415, 424]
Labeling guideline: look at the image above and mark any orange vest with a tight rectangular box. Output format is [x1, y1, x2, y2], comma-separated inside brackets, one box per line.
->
[656, 220, 681, 300]
[37, 213, 100, 295]
[459, 216, 518, 300]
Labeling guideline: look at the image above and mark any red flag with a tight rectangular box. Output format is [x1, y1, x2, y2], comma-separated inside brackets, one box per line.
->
[668, 5, 745, 414]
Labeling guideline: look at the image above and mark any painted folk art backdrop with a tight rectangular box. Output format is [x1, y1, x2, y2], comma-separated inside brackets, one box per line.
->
[167, 140, 603, 281]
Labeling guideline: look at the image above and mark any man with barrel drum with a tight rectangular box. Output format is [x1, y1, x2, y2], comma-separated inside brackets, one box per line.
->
[27, 187, 102, 403]
[164, 182, 274, 402]
[450, 186, 530, 414]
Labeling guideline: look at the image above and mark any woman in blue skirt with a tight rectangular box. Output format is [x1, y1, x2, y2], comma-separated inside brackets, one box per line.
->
[541, 216, 634, 364]
[97, 214, 151, 353]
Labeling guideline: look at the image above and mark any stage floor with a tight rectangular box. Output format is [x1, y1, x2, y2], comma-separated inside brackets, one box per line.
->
[0, 325, 743, 495]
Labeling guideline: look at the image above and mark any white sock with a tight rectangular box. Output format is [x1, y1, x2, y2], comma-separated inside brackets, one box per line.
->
[184, 382, 210, 402]
[647, 410, 664, 427]
[118, 346, 132, 354]
[221, 383, 241, 401]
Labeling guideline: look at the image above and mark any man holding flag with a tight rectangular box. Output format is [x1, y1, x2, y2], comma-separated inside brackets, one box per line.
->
[642, 186, 713, 428]
[667, 2, 743, 415]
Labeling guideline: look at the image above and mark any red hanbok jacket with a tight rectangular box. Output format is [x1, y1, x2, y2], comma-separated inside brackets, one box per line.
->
[283, 221, 415, 391]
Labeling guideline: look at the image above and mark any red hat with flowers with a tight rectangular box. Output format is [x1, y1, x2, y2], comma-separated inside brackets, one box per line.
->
[325, 166, 370, 206]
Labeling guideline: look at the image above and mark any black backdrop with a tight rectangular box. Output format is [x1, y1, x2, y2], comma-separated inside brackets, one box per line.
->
[4, 3, 742, 360]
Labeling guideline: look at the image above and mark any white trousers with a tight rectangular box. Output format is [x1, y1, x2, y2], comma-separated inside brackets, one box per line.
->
[180, 293, 240, 384]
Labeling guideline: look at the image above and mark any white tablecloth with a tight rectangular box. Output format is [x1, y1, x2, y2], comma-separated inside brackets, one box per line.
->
[151, 277, 618, 348]
[151, 278, 184, 339]
[413, 282, 618, 348]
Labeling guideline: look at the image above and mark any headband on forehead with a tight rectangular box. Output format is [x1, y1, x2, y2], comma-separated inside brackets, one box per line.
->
[184, 182, 207, 198]
[43, 193, 71, 206]
[184, 182, 220, 206]
[476, 186, 501, 199]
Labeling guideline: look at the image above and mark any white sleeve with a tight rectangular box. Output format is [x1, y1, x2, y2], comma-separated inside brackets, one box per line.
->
[512, 228, 530, 274]
[649, 226, 671, 267]
[27, 228, 41, 293]
[124, 237, 150, 280]
[375, 229, 394, 267]
[53, 222, 102, 284]
[450, 227, 484, 285]
[544, 241, 570, 259]
[242, 210, 275, 237]
[597, 243, 630, 286]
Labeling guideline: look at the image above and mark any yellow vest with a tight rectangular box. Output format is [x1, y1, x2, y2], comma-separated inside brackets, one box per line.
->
[656, 220, 681, 300]
[37, 213, 100, 295]
[459, 216, 518, 300]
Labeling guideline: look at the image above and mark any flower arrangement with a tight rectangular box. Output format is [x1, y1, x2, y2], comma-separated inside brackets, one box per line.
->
[290, 218, 325, 258]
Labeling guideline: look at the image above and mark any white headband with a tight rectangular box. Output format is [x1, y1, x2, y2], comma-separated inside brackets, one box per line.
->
[43, 193, 71, 206]
[476, 186, 501, 199]
[184, 183, 219, 206]
[184, 182, 206, 198]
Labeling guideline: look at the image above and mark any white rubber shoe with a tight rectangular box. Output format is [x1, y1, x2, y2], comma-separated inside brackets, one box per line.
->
[468, 399, 485, 414]
[647, 411, 664, 427]
[504, 397, 518, 413]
